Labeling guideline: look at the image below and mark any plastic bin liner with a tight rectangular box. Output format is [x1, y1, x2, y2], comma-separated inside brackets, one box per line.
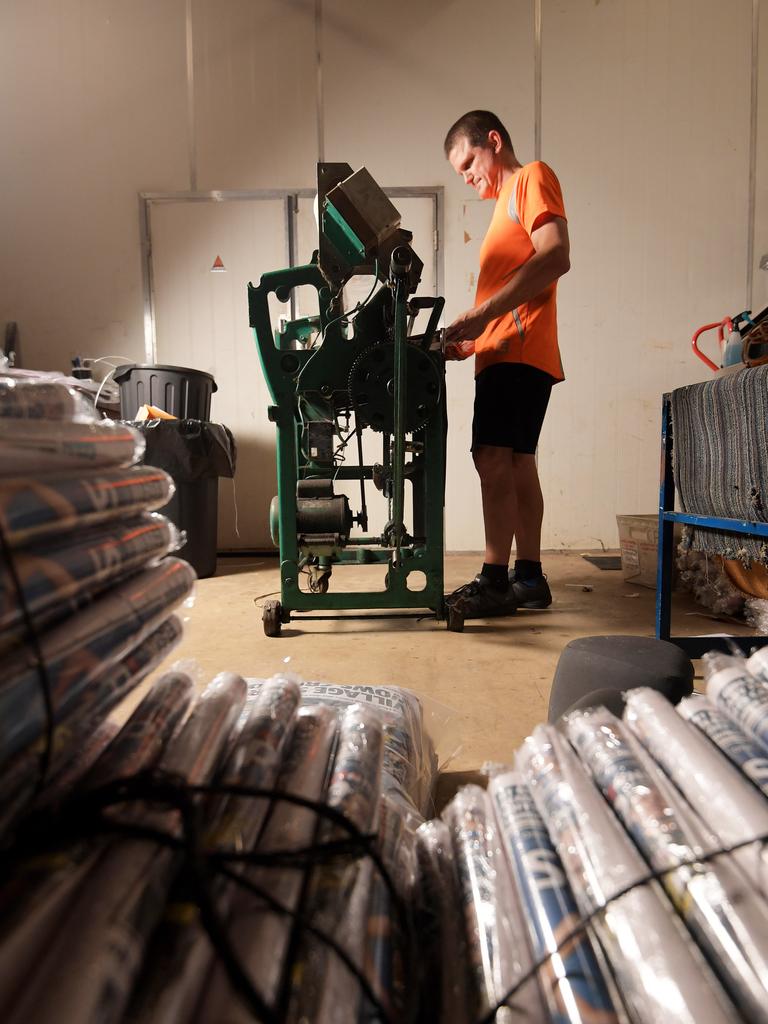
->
[132, 419, 236, 482]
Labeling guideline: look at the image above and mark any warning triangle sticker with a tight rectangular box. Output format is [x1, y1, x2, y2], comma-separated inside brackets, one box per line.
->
[211, 254, 226, 272]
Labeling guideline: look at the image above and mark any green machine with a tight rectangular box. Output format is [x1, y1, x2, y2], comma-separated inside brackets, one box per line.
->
[249, 163, 449, 636]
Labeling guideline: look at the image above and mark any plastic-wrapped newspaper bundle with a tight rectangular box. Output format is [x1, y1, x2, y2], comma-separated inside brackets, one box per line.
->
[443, 784, 546, 1024]
[0, 558, 195, 773]
[0, 374, 190, 816]
[487, 771, 622, 1024]
[624, 687, 768, 897]
[0, 615, 185, 833]
[517, 724, 736, 1024]
[193, 703, 339, 1022]
[4, 673, 248, 1024]
[125, 674, 303, 1024]
[286, 704, 385, 1024]
[0, 669, 195, 1013]
[294, 681, 443, 817]
[566, 705, 768, 1023]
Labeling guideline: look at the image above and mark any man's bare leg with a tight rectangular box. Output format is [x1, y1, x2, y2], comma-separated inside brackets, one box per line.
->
[473, 445, 518, 565]
[508, 451, 552, 607]
[509, 453, 543, 560]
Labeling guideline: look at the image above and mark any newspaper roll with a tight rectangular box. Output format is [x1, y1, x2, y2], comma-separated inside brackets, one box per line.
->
[0, 513, 179, 646]
[567, 705, 768, 1023]
[703, 651, 768, 753]
[125, 675, 302, 1024]
[414, 818, 470, 1024]
[0, 556, 195, 770]
[678, 693, 768, 795]
[747, 646, 768, 684]
[0, 418, 144, 475]
[317, 793, 415, 1024]
[443, 785, 545, 1024]
[624, 687, 768, 896]
[0, 615, 184, 834]
[195, 704, 339, 1022]
[286, 704, 385, 1024]
[0, 378, 92, 422]
[0, 465, 174, 548]
[296, 681, 436, 816]
[34, 719, 121, 806]
[4, 672, 248, 1024]
[353, 794, 412, 1024]
[488, 770, 621, 1024]
[79, 669, 195, 788]
[518, 724, 735, 1024]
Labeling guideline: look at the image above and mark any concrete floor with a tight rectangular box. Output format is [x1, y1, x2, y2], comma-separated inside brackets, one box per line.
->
[126, 550, 752, 784]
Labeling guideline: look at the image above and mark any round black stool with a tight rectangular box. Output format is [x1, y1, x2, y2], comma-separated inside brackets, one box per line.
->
[548, 635, 694, 723]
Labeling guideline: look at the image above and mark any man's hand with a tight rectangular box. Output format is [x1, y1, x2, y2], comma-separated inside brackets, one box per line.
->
[444, 305, 491, 346]
[444, 339, 476, 361]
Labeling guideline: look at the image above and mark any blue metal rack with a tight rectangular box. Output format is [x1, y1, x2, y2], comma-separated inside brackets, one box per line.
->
[656, 392, 768, 657]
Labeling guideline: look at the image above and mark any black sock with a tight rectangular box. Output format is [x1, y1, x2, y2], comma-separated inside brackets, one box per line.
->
[514, 559, 542, 582]
[481, 562, 509, 591]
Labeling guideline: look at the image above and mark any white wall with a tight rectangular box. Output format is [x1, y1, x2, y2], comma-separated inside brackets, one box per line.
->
[0, 0, 764, 550]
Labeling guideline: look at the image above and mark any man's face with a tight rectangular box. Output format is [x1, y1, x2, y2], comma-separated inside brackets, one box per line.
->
[448, 134, 502, 200]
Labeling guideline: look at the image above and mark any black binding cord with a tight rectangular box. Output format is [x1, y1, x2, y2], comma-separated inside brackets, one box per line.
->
[478, 828, 768, 1024]
[4, 774, 410, 1024]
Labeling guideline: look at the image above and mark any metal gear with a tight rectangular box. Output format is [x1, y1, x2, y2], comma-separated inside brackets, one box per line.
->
[347, 342, 441, 434]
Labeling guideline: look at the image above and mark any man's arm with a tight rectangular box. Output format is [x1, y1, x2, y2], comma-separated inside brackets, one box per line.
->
[445, 217, 570, 347]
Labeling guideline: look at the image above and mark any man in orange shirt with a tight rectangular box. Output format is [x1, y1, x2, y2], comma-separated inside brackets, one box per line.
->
[443, 110, 570, 619]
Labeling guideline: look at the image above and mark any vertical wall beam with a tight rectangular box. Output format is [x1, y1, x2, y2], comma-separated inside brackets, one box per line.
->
[185, 0, 197, 192]
[315, 0, 325, 162]
[747, 0, 760, 310]
[139, 197, 157, 362]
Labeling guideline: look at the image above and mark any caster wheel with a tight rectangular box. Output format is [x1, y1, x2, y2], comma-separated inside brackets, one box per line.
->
[308, 569, 331, 594]
[263, 599, 282, 637]
[446, 603, 464, 632]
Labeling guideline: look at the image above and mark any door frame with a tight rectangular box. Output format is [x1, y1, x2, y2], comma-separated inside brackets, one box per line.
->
[138, 186, 444, 363]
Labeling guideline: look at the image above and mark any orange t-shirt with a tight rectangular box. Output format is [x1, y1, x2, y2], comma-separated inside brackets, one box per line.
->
[473, 161, 566, 381]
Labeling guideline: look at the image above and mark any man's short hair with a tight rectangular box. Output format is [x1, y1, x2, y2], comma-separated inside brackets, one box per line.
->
[443, 110, 513, 157]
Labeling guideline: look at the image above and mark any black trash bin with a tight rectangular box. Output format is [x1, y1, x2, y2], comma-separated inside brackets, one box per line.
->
[114, 364, 217, 420]
[132, 419, 236, 579]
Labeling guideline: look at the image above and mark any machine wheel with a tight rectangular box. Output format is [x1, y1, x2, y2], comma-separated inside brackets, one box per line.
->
[263, 600, 283, 637]
[348, 343, 442, 434]
[308, 568, 331, 594]
[446, 603, 465, 633]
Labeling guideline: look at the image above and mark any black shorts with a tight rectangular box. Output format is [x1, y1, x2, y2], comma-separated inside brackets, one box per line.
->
[471, 362, 555, 453]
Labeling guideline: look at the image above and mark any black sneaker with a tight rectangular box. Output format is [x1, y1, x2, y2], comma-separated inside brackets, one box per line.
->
[446, 575, 517, 618]
[508, 572, 552, 609]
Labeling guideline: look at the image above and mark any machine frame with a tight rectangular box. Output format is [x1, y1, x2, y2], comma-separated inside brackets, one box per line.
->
[249, 164, 448, 635]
